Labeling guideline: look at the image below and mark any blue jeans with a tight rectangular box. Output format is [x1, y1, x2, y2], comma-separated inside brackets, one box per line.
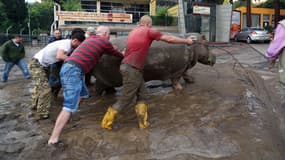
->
[2, 59, 31, 82]
[60, 63, 89, 113]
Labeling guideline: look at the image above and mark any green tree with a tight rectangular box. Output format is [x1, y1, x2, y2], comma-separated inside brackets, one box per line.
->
[1, 0, 28, 33]
[0, 2, 8, 32]
[61, 0, 81, 11]
[29, 0, 54, 34]
[152, 6, 174, 26]
[255, 0, 285, 8]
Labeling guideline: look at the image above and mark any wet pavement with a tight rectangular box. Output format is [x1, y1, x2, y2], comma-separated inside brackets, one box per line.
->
[1, 42, 285, 160]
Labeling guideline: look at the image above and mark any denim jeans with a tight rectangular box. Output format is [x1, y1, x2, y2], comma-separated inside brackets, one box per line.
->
[60, 63, 89, 113]
[2, 59, 31, 82]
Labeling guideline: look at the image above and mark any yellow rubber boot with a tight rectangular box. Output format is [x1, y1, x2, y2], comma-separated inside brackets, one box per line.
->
[101, 107, 118, 130]
[135, 103, 150, 129]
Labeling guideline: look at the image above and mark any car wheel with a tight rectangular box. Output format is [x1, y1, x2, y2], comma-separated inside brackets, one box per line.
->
[264, 40, 270, 43]
[246, 37, 252, 44]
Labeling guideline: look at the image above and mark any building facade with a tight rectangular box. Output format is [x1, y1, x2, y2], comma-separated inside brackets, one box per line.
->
[235, 7, 285, 29]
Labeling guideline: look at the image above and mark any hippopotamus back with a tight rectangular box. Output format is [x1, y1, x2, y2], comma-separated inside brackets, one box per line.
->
[92, 34, 215, 95]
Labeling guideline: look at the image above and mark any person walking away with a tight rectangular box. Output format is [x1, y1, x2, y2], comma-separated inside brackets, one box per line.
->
[29, 32, 85, 119]
[48, 26, 123, 145]
[0, 35, 30, 82]
[266, 19, 285, 84]
[101, 15, 193, 130]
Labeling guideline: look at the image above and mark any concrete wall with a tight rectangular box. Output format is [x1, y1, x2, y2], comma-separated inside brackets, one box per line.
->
[215, 4, 232, 42]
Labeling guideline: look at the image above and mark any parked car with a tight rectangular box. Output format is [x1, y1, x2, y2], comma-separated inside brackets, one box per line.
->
[234, 27, 271, 44]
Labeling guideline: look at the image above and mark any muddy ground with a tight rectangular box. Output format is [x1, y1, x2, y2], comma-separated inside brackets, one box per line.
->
[0, 43, 285, 160]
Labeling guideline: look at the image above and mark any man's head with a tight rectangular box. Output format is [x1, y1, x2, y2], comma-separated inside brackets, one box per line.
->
[70, 32, 85, 48]
[96, 26, 111, 40]
[53, 29, 61, 39]
[86, 27, 96, 38]
[71, 28, 85, 36]
[13, 35, 23, 43]
[139, 15, 152, 27]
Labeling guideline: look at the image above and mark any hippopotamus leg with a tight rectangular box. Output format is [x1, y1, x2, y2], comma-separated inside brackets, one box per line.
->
[171, 77, 183, 90]
[95, 79, 109, 96]
[182, 69, 195, 84]
[95, 79, 117, 96]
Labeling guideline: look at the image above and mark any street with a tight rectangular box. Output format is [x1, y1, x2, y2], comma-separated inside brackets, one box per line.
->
[1, 42, 285, 160]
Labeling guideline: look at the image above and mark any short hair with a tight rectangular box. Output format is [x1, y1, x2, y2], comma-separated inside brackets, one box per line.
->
[87, 27, 95, 33]
[71, 28, 85, 36]
[96, 26, 110, 35]
[139, 15, 152, 25]
[71, 32, 85, 42]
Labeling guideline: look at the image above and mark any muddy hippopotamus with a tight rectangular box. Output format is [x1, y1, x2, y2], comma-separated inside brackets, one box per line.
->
[92, 33, 216, 95]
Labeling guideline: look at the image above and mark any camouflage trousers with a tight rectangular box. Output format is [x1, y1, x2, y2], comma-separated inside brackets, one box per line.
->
[28, 59, 51, 117]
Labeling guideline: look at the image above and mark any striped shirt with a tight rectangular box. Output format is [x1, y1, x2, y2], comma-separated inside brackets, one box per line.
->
[66, 35, 123, 73]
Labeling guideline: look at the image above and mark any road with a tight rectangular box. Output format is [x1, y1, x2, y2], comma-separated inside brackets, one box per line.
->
[249, 43, 269, 56]
[2, 42, 285, 160]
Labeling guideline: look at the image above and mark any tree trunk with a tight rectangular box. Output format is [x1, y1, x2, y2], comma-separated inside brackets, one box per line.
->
[274, 0, 280, 28]
[246, 0, 251, 27]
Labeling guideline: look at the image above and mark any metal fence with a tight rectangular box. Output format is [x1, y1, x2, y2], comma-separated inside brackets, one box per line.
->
[0, 33, 49, 46]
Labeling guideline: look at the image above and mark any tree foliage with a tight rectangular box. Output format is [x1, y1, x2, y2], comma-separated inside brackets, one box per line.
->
[234, 0, 285, 9]
[61, 0, 82, 11]
[255, 0, 285, 9]
[1, 0, 27, 33]
[0, 2, 8, 32]
[30, 0, 54, 34]
[152, 6, 173, 26]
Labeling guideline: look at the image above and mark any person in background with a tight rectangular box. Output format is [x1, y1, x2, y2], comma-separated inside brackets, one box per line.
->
[48, 28, 85, 100]
[85, 27, 96, 38]
[47, 28, 65, 97]
[48, 29, 63, 44]
[266, 19, 285, 84]
[101, 15, 193, 130]
[29, 32, 85, 119]
[0, 35, 31, 82]
[48, 26, 123, 145]
[85, 27, 96, 86]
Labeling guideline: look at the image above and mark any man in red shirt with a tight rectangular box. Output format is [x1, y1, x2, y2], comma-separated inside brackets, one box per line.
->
[101, 15, 193, 130]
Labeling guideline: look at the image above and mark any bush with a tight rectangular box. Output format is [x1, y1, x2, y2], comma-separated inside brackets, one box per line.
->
[152, 6, 173, 26]
[264, 25, 273, 33]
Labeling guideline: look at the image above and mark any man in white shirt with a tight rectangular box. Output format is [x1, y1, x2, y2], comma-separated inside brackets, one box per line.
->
[29, 32, 85, 119]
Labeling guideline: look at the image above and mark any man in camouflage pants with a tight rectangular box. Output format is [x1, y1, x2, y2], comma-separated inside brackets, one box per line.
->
[29, 60, 51, 118]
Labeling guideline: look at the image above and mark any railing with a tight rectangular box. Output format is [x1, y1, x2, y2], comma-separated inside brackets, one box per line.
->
[0, 33, 49, 46]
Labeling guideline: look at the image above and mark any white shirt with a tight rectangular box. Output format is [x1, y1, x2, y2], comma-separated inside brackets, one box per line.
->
[34, 39, 72, 67]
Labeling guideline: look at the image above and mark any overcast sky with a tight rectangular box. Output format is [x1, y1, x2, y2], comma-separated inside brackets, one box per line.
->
[25, 0, 41, 3]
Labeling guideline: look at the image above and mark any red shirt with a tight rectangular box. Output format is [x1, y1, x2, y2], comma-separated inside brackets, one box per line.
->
[67, 35, 123, 73]
[122, 25, 162, 71]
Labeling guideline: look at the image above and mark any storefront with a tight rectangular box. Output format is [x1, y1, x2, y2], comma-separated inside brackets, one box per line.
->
[235, 6, 285, 29]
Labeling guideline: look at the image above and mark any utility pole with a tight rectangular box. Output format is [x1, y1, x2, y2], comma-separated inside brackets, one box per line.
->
[274, 0, 280, 28]
[246, 0, 251, 27]
[28, 4, 31, 41]
[178, 0, 186, 34]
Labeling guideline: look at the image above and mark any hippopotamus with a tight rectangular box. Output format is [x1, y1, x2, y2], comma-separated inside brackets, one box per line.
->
[92, 33, 216, 95]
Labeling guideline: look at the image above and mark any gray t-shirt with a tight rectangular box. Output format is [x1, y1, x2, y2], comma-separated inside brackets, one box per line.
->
[34, 39, 72, 67]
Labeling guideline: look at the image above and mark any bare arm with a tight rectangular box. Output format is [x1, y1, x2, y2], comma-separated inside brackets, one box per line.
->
[160, 35, 193, 45]
[56, 49, 68, 61]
